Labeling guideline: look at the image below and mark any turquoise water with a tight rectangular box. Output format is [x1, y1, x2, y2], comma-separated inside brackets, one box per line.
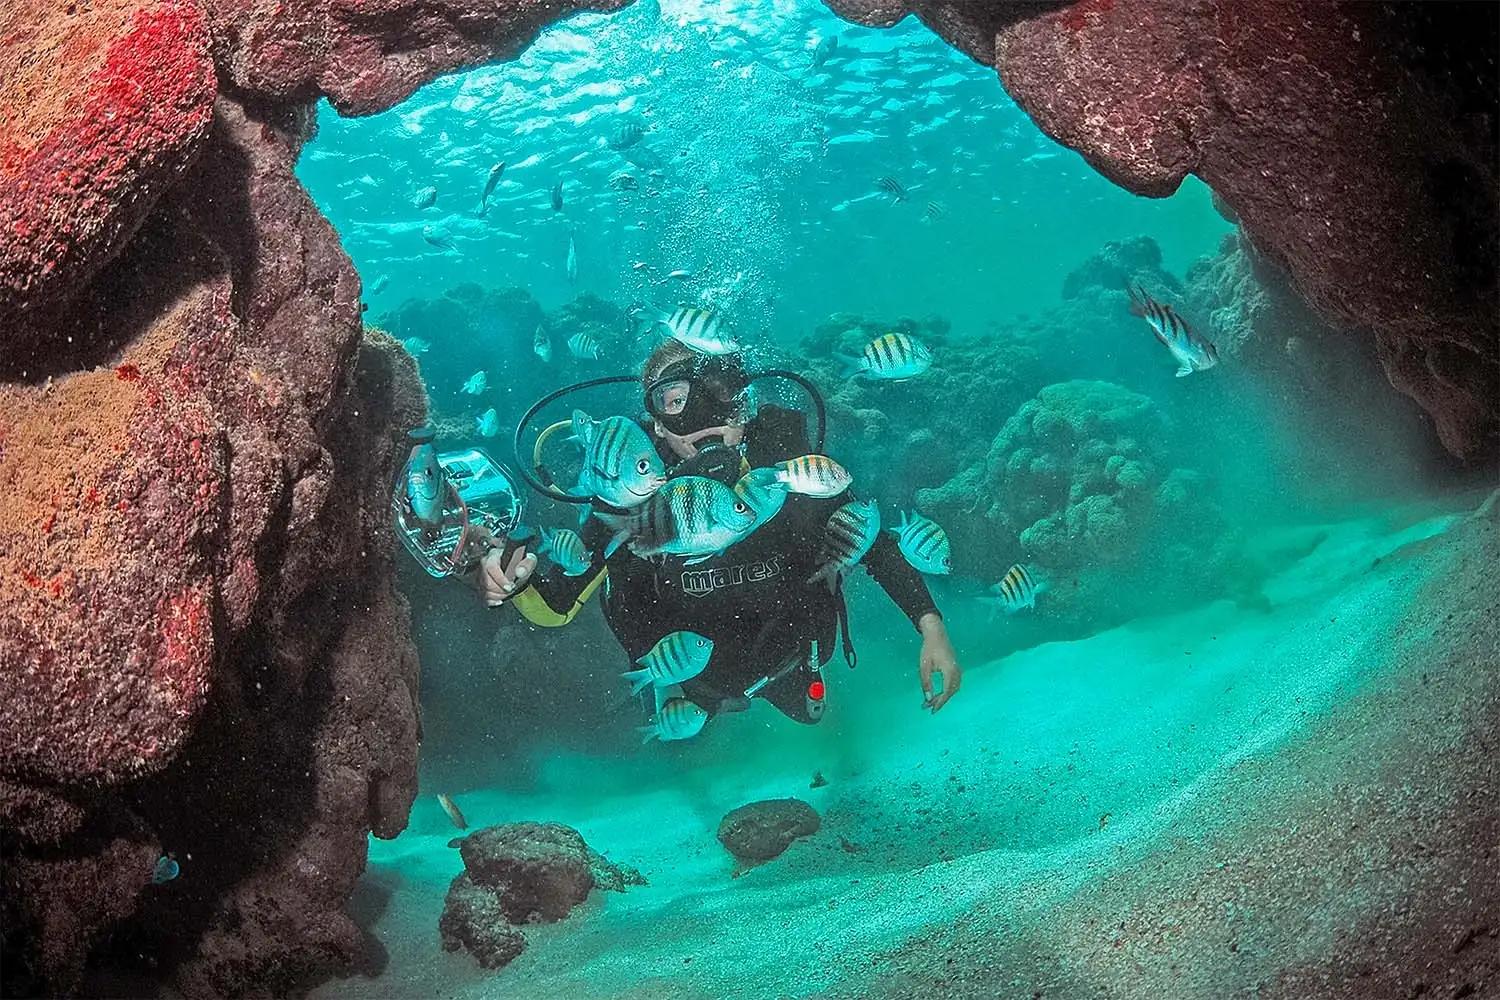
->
[299, 0, 1231, 339]
[294, 2, 1462, 997]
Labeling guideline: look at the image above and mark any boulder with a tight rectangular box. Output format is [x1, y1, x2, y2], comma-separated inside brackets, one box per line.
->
[440, 822, 642, 971]
[457, 822, 598, 924]
[717, 798, 822, 863]
[438, 874, 527, 970]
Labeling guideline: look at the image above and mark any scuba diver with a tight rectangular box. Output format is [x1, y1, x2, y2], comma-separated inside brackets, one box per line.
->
[472, 339, 962, 725]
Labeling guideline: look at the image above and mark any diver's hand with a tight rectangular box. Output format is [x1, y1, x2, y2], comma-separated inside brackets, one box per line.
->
[476, 542, 537, 607]
[917, 613, 961, 713]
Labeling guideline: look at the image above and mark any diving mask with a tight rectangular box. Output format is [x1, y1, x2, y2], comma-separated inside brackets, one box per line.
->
[644, 354, 751, 436]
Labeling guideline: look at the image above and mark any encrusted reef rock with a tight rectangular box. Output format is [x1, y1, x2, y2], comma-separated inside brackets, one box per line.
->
[830, 0, 1500, 461]
[717, 798, 822, 863]
[0, 0, 622, 991]
[438, 875, 528, 970]
[440, 823, 643, 970]
[799, 314, 1045, 513]
[202, 0, 634, 116]
[920, 380, 1237, 624]
[0, 0, 217, 328]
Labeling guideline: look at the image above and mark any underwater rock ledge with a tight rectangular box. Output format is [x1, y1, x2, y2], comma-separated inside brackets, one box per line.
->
[829, 0, 1500, 460]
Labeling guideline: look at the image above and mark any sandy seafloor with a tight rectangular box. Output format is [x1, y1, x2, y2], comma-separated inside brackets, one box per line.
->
[314, 495, 1499, 1000]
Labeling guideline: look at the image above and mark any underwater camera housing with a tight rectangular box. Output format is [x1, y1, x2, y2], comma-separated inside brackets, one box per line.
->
[392, 427, 525, 578]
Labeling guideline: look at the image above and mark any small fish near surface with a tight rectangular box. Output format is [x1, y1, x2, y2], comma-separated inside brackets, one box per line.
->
[475, 407, 500, 438]
[596, 475, 756, 564]
[566, 234, 578, 283]
[622, 631, 714, 695]
[422, 225, 454, 250]
[370, 274, 390, 295]
[567, 330, 601, 361]
[638, 697, 710, 743]
[924, 201, 945, 221]
[842, 331, 933, 381]
[412, 185, 438, 210]
[401, 336, 430, 356]
[635, 306, 740, 355]
[437, 793, 468, 830]
[892, 510, 951, 575]
[478, 161, 506, 216]
[876, 175, 908, 202]
[551, 178, 565, 212]
[609, 121, 645, 150]
[461, 370, 488, 395]
[570, 410, 665, 509]
[810, 34, 839, 70]
[1126, 283, 1219, 378]
[152, 855, 180, 885]
[534, 324, 553, 363]
[539, 526, 592, 576]
[771, 454, 852, 499]
[808, 498, 881, 590]
[666, 269, 693, 281]
[985, 563, 1046, 614]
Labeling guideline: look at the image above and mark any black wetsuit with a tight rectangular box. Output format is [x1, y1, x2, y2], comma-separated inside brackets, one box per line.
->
[519, 406, 938, 723]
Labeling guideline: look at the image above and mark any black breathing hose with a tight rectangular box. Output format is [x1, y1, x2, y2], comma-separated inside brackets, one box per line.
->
[512, 374, 639, 504]
[512, 368, 828, 504]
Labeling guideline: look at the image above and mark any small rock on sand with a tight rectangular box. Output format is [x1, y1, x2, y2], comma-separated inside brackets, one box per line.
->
[440, 822, 641, 970]
[717, 798, 821, 862]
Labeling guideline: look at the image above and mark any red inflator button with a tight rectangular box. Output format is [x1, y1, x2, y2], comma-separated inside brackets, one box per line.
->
[807, 680, 826, 701]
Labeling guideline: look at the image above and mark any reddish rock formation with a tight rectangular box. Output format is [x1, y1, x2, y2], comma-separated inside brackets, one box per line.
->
[0, 0, 216, 328]
[200, 0, 634, 116]
[830, 0, 1500, 461]
[0, 0, 626, 994]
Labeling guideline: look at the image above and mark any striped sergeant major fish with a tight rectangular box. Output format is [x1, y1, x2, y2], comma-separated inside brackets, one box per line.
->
[1126, 283, 1219, 378]
[634, 306, 740, 355]
[735, 468, 791, 528]
[892, 510, 951, 575]
[595, 475, 756, 564]
[987, 563, 1046, 613]
[876, 175, 908, 202]
[570, 411, 665, 509]
[622, 631, 714, 695]
[771, 454, 852, 498]
[808, 499, 881, 590]
[842, 331, 933, 381]
[567, 330, 600, 360]
[538, 527, 591, 576]
[638, 697, 709, 743]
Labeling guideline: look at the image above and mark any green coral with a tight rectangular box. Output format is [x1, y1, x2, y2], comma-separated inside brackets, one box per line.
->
[920, 379, 1233, 626]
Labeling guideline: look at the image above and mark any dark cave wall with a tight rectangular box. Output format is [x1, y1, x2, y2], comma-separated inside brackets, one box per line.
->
[1, 0, 623, 995]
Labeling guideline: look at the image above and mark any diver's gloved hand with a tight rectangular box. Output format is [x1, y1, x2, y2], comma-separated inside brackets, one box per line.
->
[475, 539, 537, 607]
[917, 613, 962, 714]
